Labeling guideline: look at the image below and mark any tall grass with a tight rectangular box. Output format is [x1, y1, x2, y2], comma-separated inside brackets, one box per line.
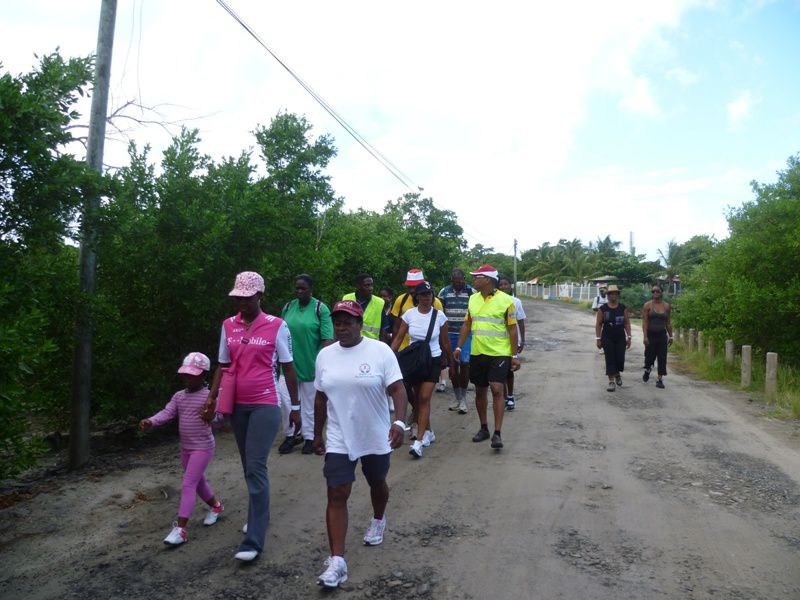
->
[672, 338, 800, 418]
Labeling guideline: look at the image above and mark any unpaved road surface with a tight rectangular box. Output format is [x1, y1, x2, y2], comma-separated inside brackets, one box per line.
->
[3, 300, 800, 599]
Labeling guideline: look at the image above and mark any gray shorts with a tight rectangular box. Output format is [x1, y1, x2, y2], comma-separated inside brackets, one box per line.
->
[323, 452, 390, 487]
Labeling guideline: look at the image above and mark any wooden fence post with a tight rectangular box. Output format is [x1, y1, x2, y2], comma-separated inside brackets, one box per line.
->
[697, 331, 705, 353]
[689, 329, 697, 352]
[725, 340, 734, 364]
[741, 345, 752, 388]
[708, 337, 715, 359]
[765, 352, 778, 402]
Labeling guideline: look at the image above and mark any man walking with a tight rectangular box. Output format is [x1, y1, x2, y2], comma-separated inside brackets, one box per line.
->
[343, 273, 389, 342]
[438, 268, 475, 414]
[455, 265, 520, 449]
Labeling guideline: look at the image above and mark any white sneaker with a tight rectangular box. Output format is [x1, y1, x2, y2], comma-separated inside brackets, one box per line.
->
[234, 549, 258, 561]
[242, 523, 248, 534]
[318, 556, 348, 587]
[163, 523, 187, 546]
[409, 440, 423, 458]
[457, 399, 468, 414]
[203, 503, 224, 526]
[422, 430, 436, 447]
[435, 381, 446, 392]
[363, 517, 386, 545]
[448, 396, 460, 411]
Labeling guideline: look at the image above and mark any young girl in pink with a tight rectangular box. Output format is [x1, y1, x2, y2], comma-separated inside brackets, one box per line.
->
[140, 352, 224, 545]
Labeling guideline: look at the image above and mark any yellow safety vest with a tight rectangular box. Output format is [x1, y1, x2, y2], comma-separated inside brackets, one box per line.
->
[468, 290, 515, 356]
[342, 293, 384, 339]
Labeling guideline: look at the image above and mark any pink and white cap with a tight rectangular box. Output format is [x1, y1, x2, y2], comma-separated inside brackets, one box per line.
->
[470, 264, 499, 280]
[178, 352, 211, 375]
[229, 271, 265, 297]
[405, 269, 425, 287]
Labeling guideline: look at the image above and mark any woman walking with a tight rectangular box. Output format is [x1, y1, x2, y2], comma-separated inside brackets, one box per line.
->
[642, 284, 673, 389]
[202, 271, 300, 562]
[595, 285, 631, 392]
[391, 281, 452, 458]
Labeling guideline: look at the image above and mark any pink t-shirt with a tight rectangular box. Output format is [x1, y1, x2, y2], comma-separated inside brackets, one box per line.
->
[148, 387, 215, 451]
[219, 312, 293, 405]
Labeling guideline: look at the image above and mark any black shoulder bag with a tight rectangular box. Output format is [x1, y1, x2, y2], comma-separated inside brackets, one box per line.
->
[396, 309, 438, 382]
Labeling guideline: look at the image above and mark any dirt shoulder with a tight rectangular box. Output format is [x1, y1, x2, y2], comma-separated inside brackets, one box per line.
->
[2, 299, 800, 599]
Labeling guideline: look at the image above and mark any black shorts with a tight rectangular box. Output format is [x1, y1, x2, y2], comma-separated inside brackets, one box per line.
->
[323, 452, 391, 487]
[407, 357, 444, 385]
[469, 354, 512, 387]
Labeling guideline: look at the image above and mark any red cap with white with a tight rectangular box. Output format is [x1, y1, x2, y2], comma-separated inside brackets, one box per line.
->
[469, 264, 499, 280]
[405, 269, 425, 287]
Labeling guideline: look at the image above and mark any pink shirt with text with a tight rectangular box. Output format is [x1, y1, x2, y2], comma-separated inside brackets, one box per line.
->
[148, 387, 215, 451]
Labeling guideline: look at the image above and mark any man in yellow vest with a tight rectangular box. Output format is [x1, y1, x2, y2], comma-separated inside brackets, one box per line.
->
[454, 264, 520, 449]
[343, 273, 388, 343]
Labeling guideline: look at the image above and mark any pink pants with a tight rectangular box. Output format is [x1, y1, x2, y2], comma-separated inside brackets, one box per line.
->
[179, 447, 215, 519]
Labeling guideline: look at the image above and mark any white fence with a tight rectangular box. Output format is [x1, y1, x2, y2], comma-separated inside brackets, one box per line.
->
[515, 282, 602, 302]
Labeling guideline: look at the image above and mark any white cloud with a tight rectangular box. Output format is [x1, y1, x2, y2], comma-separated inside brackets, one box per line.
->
[666, 66, 700, 86]
[619, 77, 662, 117]
[727, 90, 756, 127]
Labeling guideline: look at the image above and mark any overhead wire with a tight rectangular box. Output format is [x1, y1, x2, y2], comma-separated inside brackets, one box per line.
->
[215, 0, 420, 192]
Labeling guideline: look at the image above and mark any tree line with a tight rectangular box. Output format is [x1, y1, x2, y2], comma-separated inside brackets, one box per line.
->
[2, 52, 797, 477]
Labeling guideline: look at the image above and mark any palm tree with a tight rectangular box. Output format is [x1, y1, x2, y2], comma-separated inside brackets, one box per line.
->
[658, 239, 683, 291]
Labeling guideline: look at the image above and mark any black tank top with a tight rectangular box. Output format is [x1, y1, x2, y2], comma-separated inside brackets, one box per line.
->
[647, 305, 667, 333]
[600, 303, 626, 338]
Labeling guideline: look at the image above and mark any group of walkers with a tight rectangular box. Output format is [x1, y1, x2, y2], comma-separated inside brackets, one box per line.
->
[140, 264, 525, 588]
[593, 283, 673, 391]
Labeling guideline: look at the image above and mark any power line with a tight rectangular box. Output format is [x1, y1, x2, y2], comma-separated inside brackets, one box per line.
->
[215, 0, 420, 191]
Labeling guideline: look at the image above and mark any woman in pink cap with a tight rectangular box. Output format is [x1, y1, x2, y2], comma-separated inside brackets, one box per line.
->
[201, 271, 300, 562]
[140, 352, 223, 546]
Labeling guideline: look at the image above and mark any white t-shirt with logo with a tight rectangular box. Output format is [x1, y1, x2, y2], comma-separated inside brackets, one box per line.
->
[315, 337, 403, 460]
[401, 307, 448, 358]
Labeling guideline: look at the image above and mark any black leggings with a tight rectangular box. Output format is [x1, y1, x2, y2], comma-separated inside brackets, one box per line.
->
[602, 334, 626, 376]
[644, 330, 669, 376]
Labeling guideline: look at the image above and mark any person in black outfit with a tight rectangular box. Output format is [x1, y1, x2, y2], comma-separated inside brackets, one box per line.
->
[641, 284, 673, 388]
[594, 285, 632, 392]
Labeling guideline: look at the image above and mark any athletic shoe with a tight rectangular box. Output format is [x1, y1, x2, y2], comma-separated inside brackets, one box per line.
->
[301, 440, 314, 455]
[422, 430, 436, 446]
[363, 517, 386, 546]
[448, 396, 460, 411]
[643, 367, 651, 382]
[458, 398, 468, 414]
[163, 523, 187, 546]
[242, 523, 248, 534]
[491, 433, 504, 449]
[656, 379, 665, 389]
[278, 434, 302, 455]
[318, 556, 348, 588]
[409, 440, 423, 458]
[607, 381, 616, 392]
[505, 395, 516, 411]
[615, 375, 623, 387]
[472, 428, 490, 442]
[436, 381, 446, 392]
[203, 502, 224, 526]
[234, 550, 258, 562]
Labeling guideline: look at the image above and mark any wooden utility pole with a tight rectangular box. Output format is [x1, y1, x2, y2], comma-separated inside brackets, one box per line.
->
[70, 0, 117, 469]
[512, 238, 518, 295]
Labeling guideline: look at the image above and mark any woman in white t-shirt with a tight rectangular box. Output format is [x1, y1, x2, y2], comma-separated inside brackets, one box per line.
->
[391, 281, 453, 458]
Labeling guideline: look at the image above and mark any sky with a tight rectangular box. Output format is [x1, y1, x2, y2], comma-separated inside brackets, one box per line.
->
[3, 0, 800, 261]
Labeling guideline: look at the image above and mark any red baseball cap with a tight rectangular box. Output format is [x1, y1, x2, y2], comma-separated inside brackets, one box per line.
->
[331, 299, 364, 318]
[469, 264, 499, 280]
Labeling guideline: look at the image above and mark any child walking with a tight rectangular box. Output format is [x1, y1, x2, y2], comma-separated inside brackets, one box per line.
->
[140, 352, 224, 546]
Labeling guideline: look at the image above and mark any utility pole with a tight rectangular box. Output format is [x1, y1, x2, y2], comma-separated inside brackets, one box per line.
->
[70, 0, 117, 469]
[513, 238, 518, 296]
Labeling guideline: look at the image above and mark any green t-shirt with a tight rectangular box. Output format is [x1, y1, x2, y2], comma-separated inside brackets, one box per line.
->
[281, 298, 334, 381]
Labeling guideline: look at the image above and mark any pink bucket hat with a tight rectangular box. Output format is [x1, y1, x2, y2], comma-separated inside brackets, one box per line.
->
[470, 264, 499, 280]
[229, 271, 265, 297]
[405, 269, 425, 287]
[178, 352, 211, 375]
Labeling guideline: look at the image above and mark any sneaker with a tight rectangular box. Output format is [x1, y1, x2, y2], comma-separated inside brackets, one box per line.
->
[410, 423, 418, 440]
[643, 367, 651, 382]
[363, 517, 386, 545]
[607, 380, 616, 392]
[163, 523, 187, 546]
[278, 435, 299, 455]
[242, 523, 248, 534]
[472, 428, 490, 442]
[301, 440, 314, 455]
[656, 379, 665, 389]
[615, 375, 623, 387]
[505, 396, 515, 411]
[203, 502, 224, 526]
[458, 399, 468, 414]
[409, 440, 423, 458]
[448, 396, 460, 411]
[318, 556, 348, 588]
[491, 433, 504, 449]
[234, 549, 258, 562]
[421, 430, 436, 447]
[436, 381, 446, 393]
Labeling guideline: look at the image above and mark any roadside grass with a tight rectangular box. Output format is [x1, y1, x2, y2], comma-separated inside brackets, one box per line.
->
[671, 339, 800, 419]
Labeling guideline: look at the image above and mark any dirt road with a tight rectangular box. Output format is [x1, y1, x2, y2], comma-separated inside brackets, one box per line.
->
[3, 300, 800, 599]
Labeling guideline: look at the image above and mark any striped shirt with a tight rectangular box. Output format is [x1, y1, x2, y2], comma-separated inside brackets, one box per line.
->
[148, 387, 215, 450]
[438, 284, 475, 335]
